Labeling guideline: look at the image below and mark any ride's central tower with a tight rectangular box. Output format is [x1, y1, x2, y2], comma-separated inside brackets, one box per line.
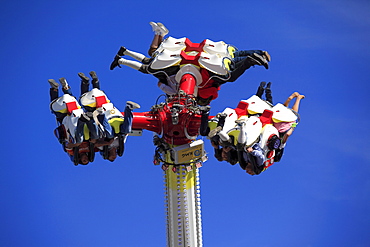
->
[164, 165, 202, 247]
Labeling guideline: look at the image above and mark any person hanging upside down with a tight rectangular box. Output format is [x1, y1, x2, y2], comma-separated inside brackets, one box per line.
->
[48, 77, 100, 165]
[109, 22, 271, 106]
[271, 92, 305, 162]
[78, 71, 141, 162]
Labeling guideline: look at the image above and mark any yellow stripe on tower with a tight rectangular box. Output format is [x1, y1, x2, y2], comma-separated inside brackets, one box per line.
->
[166, 165, 195, 190]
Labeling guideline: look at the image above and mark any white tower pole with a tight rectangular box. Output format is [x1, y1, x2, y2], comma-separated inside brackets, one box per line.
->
[164, 165, 202, 247]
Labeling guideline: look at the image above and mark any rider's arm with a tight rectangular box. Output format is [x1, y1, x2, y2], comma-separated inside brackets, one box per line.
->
[158, 81, 177, 95]
[247, 144, 266, 166]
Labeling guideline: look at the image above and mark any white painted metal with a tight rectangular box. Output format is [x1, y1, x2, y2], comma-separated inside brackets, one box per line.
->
[164, 165, 202, 247]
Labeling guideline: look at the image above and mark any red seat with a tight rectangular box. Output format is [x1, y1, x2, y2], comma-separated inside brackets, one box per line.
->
[95, 95, 108, 108]
[66, 101, 79, 114]
[259, 109, 273, 126]
[234, 101, 249, 117]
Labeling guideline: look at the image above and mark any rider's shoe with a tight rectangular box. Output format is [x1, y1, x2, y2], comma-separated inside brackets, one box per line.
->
[262, 51, 271, 62]
[59, 77, 69, 89]
[110, 55, 122, 70]
[117, 46, 126, 56]
[157, 22, 169, 36]
[79, 112, 92, 122]
[216, 113, 227, 119]
[249, 53, 269, 69]
[149, 21, 158, 32]
[89, 71, 99, 83]
[235, 119, 247, 126]
[208, 126, 222, 138]
[149, 22, 160, 34]
[126, 101, 141, 110]
[48, 79, 59, 89]
[78, 72, 90, 83]
[89, 71, 100, 89]
[89, 71, 98, 80]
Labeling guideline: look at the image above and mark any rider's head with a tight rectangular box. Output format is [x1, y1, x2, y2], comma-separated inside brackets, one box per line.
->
[221, 146, 232, 161]
[227, 149, 238, 165]
[79, 153, 89, 165]
[245, 163, 256, 175]
[108, 147, 117, 162]
[214, 149, 223, 162]
[267, 135, 281, 150]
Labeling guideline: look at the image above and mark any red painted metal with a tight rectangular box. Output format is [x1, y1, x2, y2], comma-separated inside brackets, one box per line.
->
[130, 73, 202, 145]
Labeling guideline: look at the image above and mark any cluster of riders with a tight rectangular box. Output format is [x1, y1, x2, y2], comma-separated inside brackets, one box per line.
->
[49, 22, 304, 175]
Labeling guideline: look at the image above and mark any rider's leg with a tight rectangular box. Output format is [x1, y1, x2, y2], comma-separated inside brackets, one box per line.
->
[291, 94, 305, 112]
[110, 54, 150, 73]
[78, 72, 90, 95]
[265, 82, 273, 104]
[227, 53, 269, 82]
[234, 50, 271, 63]
[236, 120, 247, 145]
[119, 58, 147, 73]
[59, 77, 73, 95]
[121, 101, 141, 134]
[256, 81, 266, 98]
[283, 92, 300, 108]
[121, 48, 149, 63]
[89, 71, 100, 89]
[148, 34, 163, 57]
[97, 114, 114, 139]
[48, 79, 59, 101]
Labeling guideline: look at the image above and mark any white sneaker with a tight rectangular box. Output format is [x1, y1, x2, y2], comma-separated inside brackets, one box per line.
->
[208, 126, 222, 138]
[157, 22, 169, 36]
[126, 101, 141, 110]
[149, 21, 160, 34]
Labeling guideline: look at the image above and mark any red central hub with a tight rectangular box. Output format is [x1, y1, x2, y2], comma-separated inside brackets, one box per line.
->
[131, 73, 202, 145]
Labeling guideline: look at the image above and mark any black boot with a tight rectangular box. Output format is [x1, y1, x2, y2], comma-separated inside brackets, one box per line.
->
[110, 55, 122, 70]
[249, 53, 269, 69]
[256, 81, 266, 98]
[117, 46, 126, 56]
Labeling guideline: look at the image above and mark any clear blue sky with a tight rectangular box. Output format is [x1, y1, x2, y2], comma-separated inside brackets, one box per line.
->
[1, 1, 370, 246]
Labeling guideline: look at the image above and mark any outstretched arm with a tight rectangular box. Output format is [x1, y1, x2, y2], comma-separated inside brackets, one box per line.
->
[247, 146, 266, 166]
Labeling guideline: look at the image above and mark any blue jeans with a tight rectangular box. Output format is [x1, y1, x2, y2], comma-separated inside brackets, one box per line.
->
[233, 50, 265, 63]
[86, 119, 100, 140]
[97, 114, 114, 139]
[120, 106, 133, 134]
[74, 119, 87, 144]
[73, 118, 99, 144]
